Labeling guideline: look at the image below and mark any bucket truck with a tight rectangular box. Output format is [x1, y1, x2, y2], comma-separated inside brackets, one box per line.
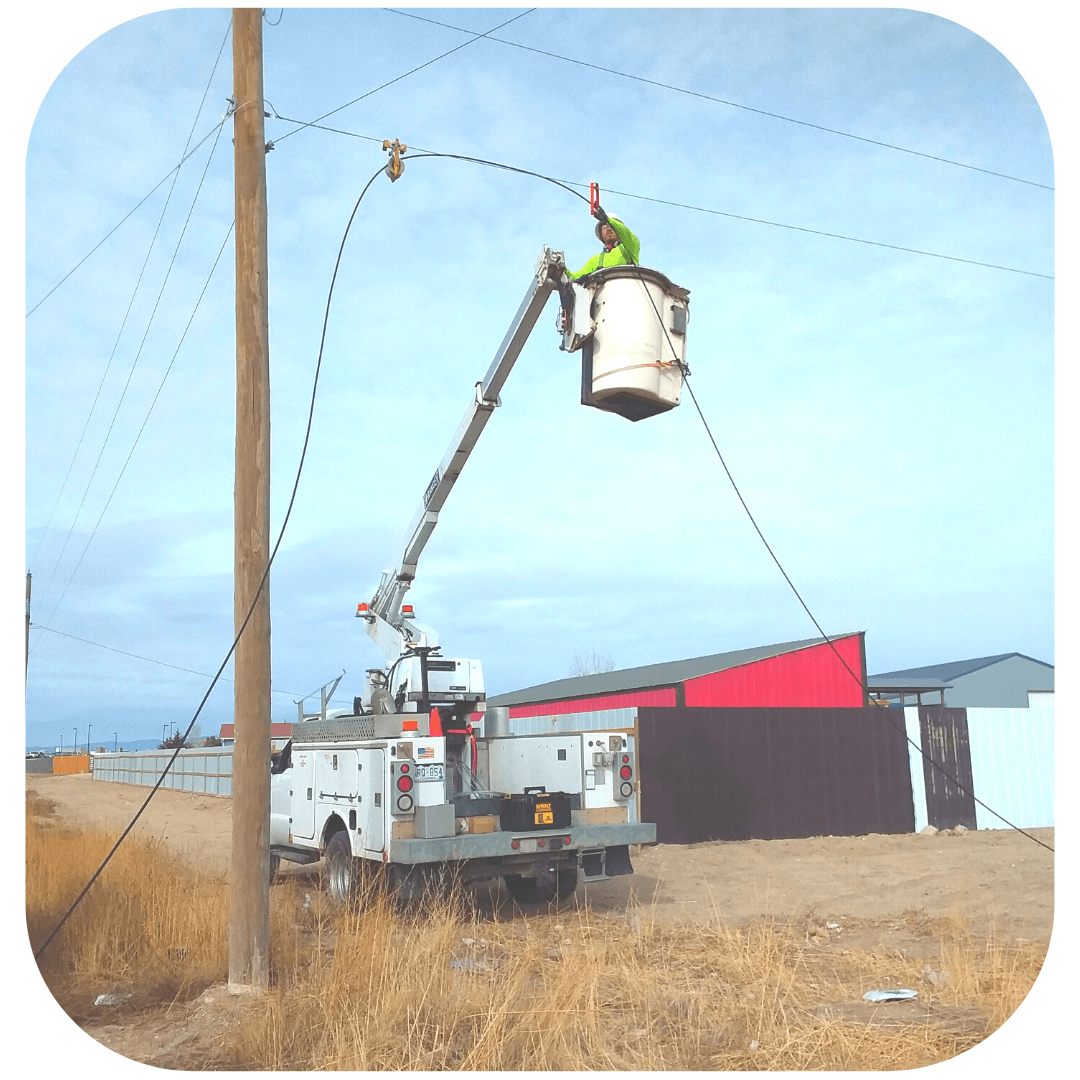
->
[269, 247, 690, 904]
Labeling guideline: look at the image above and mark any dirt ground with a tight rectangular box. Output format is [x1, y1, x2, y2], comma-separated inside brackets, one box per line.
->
[25, 771, 1056, 1069]
[25, 771, 1055, 941]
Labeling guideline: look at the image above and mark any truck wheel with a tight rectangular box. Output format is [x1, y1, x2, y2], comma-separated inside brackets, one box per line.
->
[552, 867, 579, 900]
[325, 831, 355, 905]
[503, 873, 546, 904]
[504, 869, 578, 905]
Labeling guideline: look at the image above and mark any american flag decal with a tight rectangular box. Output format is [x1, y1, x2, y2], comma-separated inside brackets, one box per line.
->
[417, 747, 434, 760]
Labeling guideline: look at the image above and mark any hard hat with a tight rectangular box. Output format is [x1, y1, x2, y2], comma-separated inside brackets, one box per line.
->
[595, 218, 617, 242]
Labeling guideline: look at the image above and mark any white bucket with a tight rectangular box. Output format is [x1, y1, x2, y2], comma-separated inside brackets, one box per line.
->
[579, 265, 689, 421]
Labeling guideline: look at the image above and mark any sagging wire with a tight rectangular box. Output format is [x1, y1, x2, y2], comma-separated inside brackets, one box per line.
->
[375, 147, 1053, 852]
[596, 202, 1054, 853]
[391, 145, 1053, 852]
[33, 159, 391, 963]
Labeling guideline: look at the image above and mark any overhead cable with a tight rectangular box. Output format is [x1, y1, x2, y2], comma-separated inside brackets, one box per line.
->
[25, 9, 234, 318]
[270, 125, 1052, 280]
[28, 17, 234, 583]
[385, 7, 1053, 192]
[589, 210, 1053, 853]
[30, 623, 349, 706]
[272, 8, 536, 145]
[35, 124, 232, 634]
[679, 373, 1054, 853]
[34, 159, 390, 963]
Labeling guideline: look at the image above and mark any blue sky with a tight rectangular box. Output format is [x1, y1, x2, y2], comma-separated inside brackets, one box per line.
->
[17, 4, 1063, 752]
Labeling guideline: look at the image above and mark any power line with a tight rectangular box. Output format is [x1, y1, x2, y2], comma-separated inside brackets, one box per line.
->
[272, 8, 536, 146]
[268, 119, 1050, 280]
[590, 213, 1052, 852]
[25, 9, 532, 320]
[583, 183, 1054, 281]
[33, 159, 390, 963]
[385, 8, 1053, 192]
[28, 19, 234, 580]
[30, 623, 348, 705]
[25, 116, 232, 319]
[680, 374, 1053, 852]
[36, 123, 232, 632]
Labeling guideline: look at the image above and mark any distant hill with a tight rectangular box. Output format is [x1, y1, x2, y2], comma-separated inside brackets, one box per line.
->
[25, 738, 186, 754]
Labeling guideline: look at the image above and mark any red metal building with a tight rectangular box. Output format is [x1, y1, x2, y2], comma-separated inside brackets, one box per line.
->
[489, 633, 868, 718]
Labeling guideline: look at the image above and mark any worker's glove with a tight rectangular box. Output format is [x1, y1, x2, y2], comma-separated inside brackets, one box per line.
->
[591, 205, 610, 224]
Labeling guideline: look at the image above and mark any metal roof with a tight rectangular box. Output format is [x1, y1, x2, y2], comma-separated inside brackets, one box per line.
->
[866, 676, 951, 690]
[489, 633, 861, 707]
[868, 652, 1053, 685]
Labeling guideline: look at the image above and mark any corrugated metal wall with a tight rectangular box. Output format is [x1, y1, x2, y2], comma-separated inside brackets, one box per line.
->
[509, 707, 637, 736]
[92, 748, 233, 797]
[509, 690, 672, 720]
[965, 707, 1054, 829]
[638, 706, 914, 844]
[904, 705, 1054, 831]
[54, 754, 90, 774]
[683, 635, 866, 708]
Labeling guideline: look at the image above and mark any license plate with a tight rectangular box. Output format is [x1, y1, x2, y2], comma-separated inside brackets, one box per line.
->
[414, 763, 444, 782]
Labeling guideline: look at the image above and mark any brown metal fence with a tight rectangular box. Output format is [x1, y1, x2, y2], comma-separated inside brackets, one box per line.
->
[637, 706, 915, 844]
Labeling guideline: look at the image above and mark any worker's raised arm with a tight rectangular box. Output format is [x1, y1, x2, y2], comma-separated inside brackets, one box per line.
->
[567, 208, 641, 280]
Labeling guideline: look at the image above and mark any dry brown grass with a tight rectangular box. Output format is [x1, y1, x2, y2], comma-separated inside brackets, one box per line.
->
[227, 891, 1047, 1071]
[27, 793, 1047, 1070]
[27, 798, 231, 1015]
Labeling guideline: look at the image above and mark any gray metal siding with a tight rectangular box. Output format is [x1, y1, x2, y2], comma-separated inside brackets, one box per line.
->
[92, 748, 233, 797]
[509, 708, 636, 736]
[943, 655, 1054, 708]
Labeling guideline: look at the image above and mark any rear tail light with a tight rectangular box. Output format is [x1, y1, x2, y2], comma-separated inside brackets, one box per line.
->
[391, 761, 415, 814]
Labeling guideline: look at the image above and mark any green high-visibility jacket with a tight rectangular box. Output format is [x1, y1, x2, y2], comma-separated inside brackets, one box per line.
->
[567, 217, 640, 280]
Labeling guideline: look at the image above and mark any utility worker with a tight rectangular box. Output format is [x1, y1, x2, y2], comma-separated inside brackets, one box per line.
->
[567, 206, 640, 280]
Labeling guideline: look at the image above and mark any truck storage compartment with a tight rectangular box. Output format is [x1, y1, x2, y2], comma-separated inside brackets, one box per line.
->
[500, 787, 572, 831]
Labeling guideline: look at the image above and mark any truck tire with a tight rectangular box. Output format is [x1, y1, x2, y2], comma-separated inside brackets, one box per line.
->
[503, 868, 578, 905]
[325, 830, 355, 905]
[552, 867, 579, 900]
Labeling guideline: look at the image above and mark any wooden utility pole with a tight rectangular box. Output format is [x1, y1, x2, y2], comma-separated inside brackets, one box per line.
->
[229, 7, 272, 993]
[25, 572, 31, 681]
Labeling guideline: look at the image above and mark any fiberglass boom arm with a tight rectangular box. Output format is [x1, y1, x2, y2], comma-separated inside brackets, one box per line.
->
[359, 246, 568, 659]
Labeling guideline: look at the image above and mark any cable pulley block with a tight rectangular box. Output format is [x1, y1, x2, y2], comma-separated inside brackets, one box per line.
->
[382, 139, 407, 182]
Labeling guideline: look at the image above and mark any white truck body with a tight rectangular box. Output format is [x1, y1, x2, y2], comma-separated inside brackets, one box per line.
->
[269, 709, 654, 900]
